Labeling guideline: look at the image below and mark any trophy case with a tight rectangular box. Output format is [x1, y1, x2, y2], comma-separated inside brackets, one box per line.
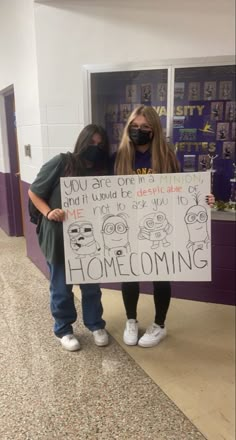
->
[173, 65, 235, 205]
[91, 68, 168, 157]
[90, 62, 235, 208]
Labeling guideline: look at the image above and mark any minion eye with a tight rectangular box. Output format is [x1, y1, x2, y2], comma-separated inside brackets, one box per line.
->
[199, 212, 207, 222]
[104, 223, 114, 235]
[145, 219, 154, 229]
[186, 213, 196, 223]
[156, 214, 164, 222]
[116, 223, 126, 233]
[81, 226, 93, 236]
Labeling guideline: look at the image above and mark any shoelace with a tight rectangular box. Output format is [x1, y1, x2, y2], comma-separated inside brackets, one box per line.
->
[128, 323, 137, 333]
[146, 324, 158, 335]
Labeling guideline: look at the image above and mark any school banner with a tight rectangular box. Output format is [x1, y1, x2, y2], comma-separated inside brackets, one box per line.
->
[61, 172, 211, 284]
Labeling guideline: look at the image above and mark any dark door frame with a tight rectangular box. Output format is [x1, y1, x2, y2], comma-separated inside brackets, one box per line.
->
[2, 85, 24, 236]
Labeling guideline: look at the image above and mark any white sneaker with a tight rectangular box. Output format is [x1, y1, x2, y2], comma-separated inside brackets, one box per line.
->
[93, 329, 109, 346]
[138, 324, 167, 348]
[57, 334, 80, 351]
[123, 319, 138, 346]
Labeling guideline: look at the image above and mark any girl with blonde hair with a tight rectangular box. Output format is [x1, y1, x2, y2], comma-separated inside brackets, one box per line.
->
[114, 105, 214, 347]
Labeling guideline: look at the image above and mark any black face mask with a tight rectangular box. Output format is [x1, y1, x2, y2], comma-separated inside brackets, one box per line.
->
[81, 144, 106, 162]
[129, 128, 153, 146]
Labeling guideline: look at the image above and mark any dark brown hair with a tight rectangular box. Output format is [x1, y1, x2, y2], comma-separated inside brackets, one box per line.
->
[64, 124, 109, 176]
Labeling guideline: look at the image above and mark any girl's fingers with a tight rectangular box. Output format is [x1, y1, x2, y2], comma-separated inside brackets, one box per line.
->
[49, 209, 65, 221]
[205, 194, 215, 206]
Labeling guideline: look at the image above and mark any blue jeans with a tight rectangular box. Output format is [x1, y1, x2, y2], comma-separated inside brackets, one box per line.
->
[47, 263, 106, 337]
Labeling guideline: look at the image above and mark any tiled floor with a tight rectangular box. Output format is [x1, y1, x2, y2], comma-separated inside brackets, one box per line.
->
[0, 228, 235, 439]
[98, 290, 235, 440]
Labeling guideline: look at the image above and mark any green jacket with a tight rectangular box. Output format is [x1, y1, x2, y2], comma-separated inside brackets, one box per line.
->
[30, 154, 66, 264]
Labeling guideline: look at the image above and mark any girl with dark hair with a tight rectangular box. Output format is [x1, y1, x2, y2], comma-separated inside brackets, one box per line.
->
[28, 124, 109, 351]
[115, 105, 214, 348]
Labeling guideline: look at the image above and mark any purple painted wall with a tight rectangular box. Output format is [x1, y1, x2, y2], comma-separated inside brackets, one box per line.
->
[2, 178, 235, 305]
[172, 221, 236, 305]
[21, 181, 49, 278]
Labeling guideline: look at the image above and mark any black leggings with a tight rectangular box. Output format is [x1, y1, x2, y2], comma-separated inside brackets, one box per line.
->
[122, 281, 171, 327]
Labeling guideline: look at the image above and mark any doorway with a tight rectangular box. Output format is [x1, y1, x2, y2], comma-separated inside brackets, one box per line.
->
[3, 88, 24, 236]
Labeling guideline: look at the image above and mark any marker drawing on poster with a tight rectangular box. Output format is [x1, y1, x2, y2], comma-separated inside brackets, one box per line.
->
[138, 212, 173, 249]
[61, 172, 211, 284]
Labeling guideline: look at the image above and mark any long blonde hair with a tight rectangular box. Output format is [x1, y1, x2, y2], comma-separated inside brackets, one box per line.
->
[114, 105, 179, 175]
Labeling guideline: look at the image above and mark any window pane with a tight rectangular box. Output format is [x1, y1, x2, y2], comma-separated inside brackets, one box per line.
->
[91, 69, 168, 156]
[173, 65, 235, 201]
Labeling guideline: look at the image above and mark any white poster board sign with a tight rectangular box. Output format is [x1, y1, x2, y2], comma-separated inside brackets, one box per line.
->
[61, 172, 211, 284]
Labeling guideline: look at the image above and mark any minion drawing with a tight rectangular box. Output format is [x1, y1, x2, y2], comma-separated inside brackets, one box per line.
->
[138, 212, 173, 249]
[102, 214, 131, 257]
[184, 195, 210, 250]
[68, 221, 100, 257]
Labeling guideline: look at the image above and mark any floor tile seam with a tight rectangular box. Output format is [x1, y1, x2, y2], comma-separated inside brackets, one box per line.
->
[113, 337, 207, 439]
[1, 322, 204, 439]
[0, 231, 211, 438]
[72, 296, 207, 439]
[74, 290, 208, 437]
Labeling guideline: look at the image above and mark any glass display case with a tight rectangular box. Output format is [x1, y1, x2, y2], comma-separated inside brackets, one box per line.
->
[87, 59, 235, 207]
[91, 68, 168, 156]
[173, 65, 235, 202]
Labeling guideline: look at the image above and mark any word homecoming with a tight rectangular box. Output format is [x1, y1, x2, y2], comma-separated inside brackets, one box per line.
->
[67, 248, 208, 283]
